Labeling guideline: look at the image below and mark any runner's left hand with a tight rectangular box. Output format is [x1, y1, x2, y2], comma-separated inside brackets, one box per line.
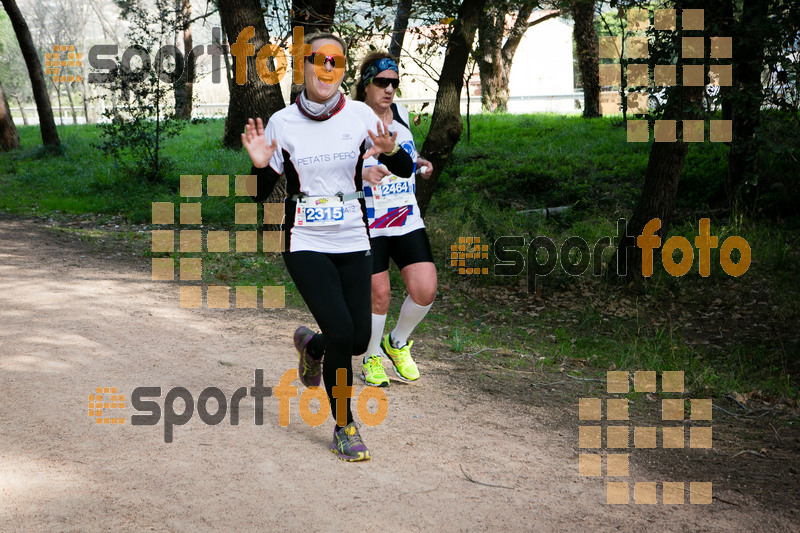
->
[363, 165, 391, 185]
[416, 157, 434, 179]
[364, 121, 398, 159]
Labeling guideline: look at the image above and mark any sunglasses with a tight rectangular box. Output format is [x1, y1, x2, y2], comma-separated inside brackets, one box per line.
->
[305, 53, 345, 68]
[371, 77, 399, 89]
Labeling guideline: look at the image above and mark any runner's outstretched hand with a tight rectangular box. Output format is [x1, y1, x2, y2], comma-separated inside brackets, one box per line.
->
[364, 121, 398, 159]
[242, 118, 278, 169]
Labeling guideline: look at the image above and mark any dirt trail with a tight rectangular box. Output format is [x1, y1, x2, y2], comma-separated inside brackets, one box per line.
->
[0, 217, 795, 532]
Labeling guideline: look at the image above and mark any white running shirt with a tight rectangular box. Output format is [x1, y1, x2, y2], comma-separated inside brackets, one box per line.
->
[263, 99, 387, 253]
[364, 103, 425, 237]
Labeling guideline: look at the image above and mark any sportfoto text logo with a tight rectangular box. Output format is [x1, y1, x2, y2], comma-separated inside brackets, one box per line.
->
[89, 369, 388, 443]
[89, 26, 343, 86]
[451, 218, 751, 290]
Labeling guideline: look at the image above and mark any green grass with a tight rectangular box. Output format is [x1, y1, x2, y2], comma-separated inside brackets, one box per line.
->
[0, 120, 251, 224]
[2, 116, 798, 402]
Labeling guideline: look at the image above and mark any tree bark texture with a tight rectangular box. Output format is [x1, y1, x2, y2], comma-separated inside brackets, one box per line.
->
[13, 94, 28, 126]
[610, 1, 708, 280]
[0, 79, 20, 150]
[727, 0, 769, 205]
[175, 0, 194, 120]
[571, 0, 600, 118]
[1, 0, 60, 146]
[478, 4, 557, 112]
[218, 0, 286, 149]
[417, 0, 488, 216]
[388, 0, 412, 58]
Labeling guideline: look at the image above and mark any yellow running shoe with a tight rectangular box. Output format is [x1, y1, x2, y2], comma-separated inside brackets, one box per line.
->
[361, 354, 390, 387]
[381, 334, 420, 382]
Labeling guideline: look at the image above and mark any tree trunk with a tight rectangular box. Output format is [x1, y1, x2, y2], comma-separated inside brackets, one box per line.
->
[611, 87, 705, 280]
[218, 0, 286, 149]
[174, 0, 194, 120]
[13, 94, 28, 126]
[66, 82, 78, 124]
[726, 0, 769, 206]
[477, 6, 505, 112]
[718, 0, 734, 123]
[610, 1, 708, 280]
[215, 27, 234, 97]
[289, 0, 337, 104]
[571, 0, 599, 118]
[55, 83, 64, 125]
[388, 0, 412, 58]
[417, 0, 488, 216]
[478, 3, 551, 113]
[1, 0, 60, 147]
[81, 75, 92, 124]
[0, 79, 20, 150]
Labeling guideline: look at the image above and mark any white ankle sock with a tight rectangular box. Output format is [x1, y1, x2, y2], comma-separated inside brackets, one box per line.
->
[364, 313, 387, 364]
[390, 295, 432, 347]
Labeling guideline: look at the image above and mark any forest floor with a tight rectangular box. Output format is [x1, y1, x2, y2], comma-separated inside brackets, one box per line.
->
[1, 215, 798, 531]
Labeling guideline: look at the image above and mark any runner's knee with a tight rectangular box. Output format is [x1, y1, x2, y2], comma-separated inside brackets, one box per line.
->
[409, 279, 437, 307]
[372, 284, 391, 313]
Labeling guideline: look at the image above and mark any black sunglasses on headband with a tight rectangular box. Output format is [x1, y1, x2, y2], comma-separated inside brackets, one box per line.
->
[305, 53, 345, 68]
[371, 77, 399, 89]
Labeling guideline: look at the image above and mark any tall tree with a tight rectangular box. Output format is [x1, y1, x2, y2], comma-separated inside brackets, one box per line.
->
[570, 0, 599, 118]
[417, 0, 488, 215]
[0, 10, 30, 125]
[0, 78, 19, 150]
[388, 0, 412, 57]
[726, 0, 770, 205]
[1, 0, 60, 147]
[609, 0, 715, 280]
[218, 0, 286, 149]
[174, 0, 194, 120]
[477, 2, 561, 112]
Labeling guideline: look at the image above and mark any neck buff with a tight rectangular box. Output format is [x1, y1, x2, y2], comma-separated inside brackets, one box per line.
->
[360, 57, 399, 89]
[296, 90, 346, 121]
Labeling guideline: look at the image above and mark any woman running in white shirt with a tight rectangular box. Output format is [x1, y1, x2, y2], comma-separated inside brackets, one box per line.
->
[355, 51, 438, 388]
[242, 35, 414, 461]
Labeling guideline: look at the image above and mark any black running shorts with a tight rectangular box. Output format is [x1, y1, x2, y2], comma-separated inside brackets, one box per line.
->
[370, 228, 434, 274]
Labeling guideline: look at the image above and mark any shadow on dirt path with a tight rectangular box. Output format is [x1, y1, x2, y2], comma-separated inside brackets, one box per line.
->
[0, 216, 796, 532]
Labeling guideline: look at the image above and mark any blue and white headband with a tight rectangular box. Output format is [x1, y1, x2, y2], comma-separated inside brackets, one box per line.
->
[360, 57, 399, 88]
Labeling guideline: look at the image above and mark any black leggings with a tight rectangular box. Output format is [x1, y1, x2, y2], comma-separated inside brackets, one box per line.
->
[282, 250, 372, 426]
